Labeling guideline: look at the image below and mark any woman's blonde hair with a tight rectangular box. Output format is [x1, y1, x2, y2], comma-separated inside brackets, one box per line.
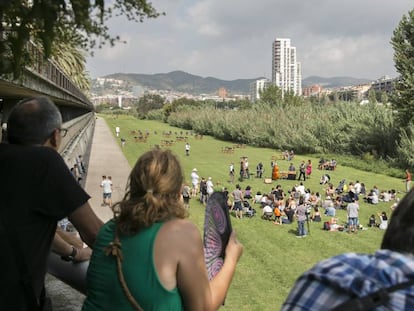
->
[115, 147, 187, 235]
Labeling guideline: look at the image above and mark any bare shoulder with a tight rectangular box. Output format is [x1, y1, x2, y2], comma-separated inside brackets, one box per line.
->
[160, 218, 200, 239]
[155, 219, 203, 268]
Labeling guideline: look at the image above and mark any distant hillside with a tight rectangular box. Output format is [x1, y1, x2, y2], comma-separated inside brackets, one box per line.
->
[96, 71, 375, 95]
[104, 71, 264, 95]
[302, 76, 373, 88]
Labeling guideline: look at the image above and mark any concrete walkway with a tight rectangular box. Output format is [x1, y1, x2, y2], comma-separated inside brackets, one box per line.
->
[84, 117, 131, 222]
[46, 117, 132, 310]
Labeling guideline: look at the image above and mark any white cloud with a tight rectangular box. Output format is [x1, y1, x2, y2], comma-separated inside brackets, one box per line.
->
[86, 0, 413, 80]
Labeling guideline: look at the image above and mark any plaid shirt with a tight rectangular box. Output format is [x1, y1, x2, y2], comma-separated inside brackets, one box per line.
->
[281, 250, 414, 310]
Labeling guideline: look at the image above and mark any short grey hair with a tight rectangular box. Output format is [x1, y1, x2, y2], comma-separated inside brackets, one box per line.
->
[7, 96, 62, 145]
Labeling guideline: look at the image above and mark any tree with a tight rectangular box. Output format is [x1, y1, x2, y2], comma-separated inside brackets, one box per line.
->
[136, 94, 165, 117]
[259, 85, 283, 106]
[390, 8, 414, 127]
[368, 89, 377, 104]
[0, 1, 163, 77]
[49, 27, 90, 91]
[380, 92, 389, 104]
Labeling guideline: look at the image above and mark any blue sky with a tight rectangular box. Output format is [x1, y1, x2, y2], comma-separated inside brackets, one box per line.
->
[86, 0, 414, 80]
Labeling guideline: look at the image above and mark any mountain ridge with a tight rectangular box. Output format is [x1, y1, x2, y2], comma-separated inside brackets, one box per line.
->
[98, 71, 374, 95]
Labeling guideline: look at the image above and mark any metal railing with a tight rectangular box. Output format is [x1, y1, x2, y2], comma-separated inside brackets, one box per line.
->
[24, 41, 91, 105]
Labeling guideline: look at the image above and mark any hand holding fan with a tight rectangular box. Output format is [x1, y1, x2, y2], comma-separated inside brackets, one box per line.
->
[203, 192, 232, 280]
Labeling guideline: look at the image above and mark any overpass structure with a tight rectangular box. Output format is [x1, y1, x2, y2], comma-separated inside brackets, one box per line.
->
[0, 41, 95, 167]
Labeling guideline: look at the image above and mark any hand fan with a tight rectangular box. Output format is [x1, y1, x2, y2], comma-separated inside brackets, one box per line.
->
[203, 192, 232, 280]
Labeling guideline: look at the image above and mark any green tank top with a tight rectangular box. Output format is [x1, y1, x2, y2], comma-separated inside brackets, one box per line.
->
[82, 220, 183, 311]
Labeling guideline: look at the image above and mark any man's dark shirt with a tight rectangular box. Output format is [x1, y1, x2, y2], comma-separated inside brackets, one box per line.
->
[0, 144, 90, 310]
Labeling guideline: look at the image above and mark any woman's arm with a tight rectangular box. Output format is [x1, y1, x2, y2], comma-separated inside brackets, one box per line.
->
[156, 220, 243, 311]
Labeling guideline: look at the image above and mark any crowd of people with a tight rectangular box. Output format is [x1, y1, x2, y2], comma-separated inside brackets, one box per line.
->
[4, 95, 414, 310]
[187, 155, 401, 238]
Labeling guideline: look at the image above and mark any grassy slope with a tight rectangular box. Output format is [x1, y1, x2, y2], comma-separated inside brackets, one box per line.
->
[103, 115, 404, 310]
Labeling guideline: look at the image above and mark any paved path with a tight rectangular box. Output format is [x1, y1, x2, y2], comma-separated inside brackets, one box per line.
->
[46, 117, 132, 310]
[84, 117, 131, 222]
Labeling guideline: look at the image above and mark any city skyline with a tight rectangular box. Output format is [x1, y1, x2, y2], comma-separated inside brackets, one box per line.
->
[86, 0, 413, 81]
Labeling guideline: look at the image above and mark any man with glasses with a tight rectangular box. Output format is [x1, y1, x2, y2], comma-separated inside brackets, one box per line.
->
[0, 96, 103, 310]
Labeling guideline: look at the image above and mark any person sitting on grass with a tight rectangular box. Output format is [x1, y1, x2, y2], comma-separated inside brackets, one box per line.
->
[311, 207, 322, 222]
[281, 188, 414, 310]
[377, 211, 388, 230]
[244, 185, 252, 199]
[368, 214, 377, 227]
[262, 204, 273, 220]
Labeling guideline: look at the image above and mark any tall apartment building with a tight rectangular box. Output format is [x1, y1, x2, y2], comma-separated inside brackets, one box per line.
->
[272, 38, 302, 96]
[250, 78, 271, 102]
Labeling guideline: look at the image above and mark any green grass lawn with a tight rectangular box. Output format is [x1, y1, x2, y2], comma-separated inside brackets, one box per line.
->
[103, 114, 405, 310]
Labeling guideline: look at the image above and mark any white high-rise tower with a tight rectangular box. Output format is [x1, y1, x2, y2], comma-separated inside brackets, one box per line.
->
[272, 38, 302, 96]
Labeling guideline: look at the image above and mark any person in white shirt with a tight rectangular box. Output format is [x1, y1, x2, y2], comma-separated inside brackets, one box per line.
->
[100, 175, 113, 206]
[185, 142, 190, 156]
[296, 182, 306, 196]
[262, 204, 273, 219]
[190, 168, 199, 197]
[354, 181, 361, 194]
[206, 177, 214, 199]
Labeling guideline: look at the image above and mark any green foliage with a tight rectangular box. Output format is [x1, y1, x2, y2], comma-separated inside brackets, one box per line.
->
[259, 84, 283, 106]
[166, 100, 399, 167]
[0, 1, 163, 77]
[146, 109, 166, 121]
[136, 93, 165, 117]
[368, 89, 377, 104]
[396, 123, 414, 168]
[390, 8, 414, 127]
[163, 97, 200, 117]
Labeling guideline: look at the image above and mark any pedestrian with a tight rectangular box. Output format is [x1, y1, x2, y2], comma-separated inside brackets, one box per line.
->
[185, 142, 190, 156]
[405, 169, 412, 193]
[295, 197, 307, 237]
[120, 137, 126, 147]
[71, 163, 82, 183]
[232, 184, 244, 219]
[229, 162, 235, 183]
[347, 196, 359, 233]
[100, 175, 113, 207]
[298, 160, 306, 181]
[190, 168, 199, 197]
[206, 177, 214, 200]
[115, 126, 120, 137]
[0, 96, 102, 310]
[306, 159, 312, 179]
[182, 183, 191, 209]
[82, 148, 243, 310]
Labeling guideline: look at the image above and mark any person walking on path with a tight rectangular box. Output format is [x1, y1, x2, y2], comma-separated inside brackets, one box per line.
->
[100, 175, 113, 207]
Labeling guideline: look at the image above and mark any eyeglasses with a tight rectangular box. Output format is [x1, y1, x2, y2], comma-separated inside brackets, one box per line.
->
[58, 128, 68, 137]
